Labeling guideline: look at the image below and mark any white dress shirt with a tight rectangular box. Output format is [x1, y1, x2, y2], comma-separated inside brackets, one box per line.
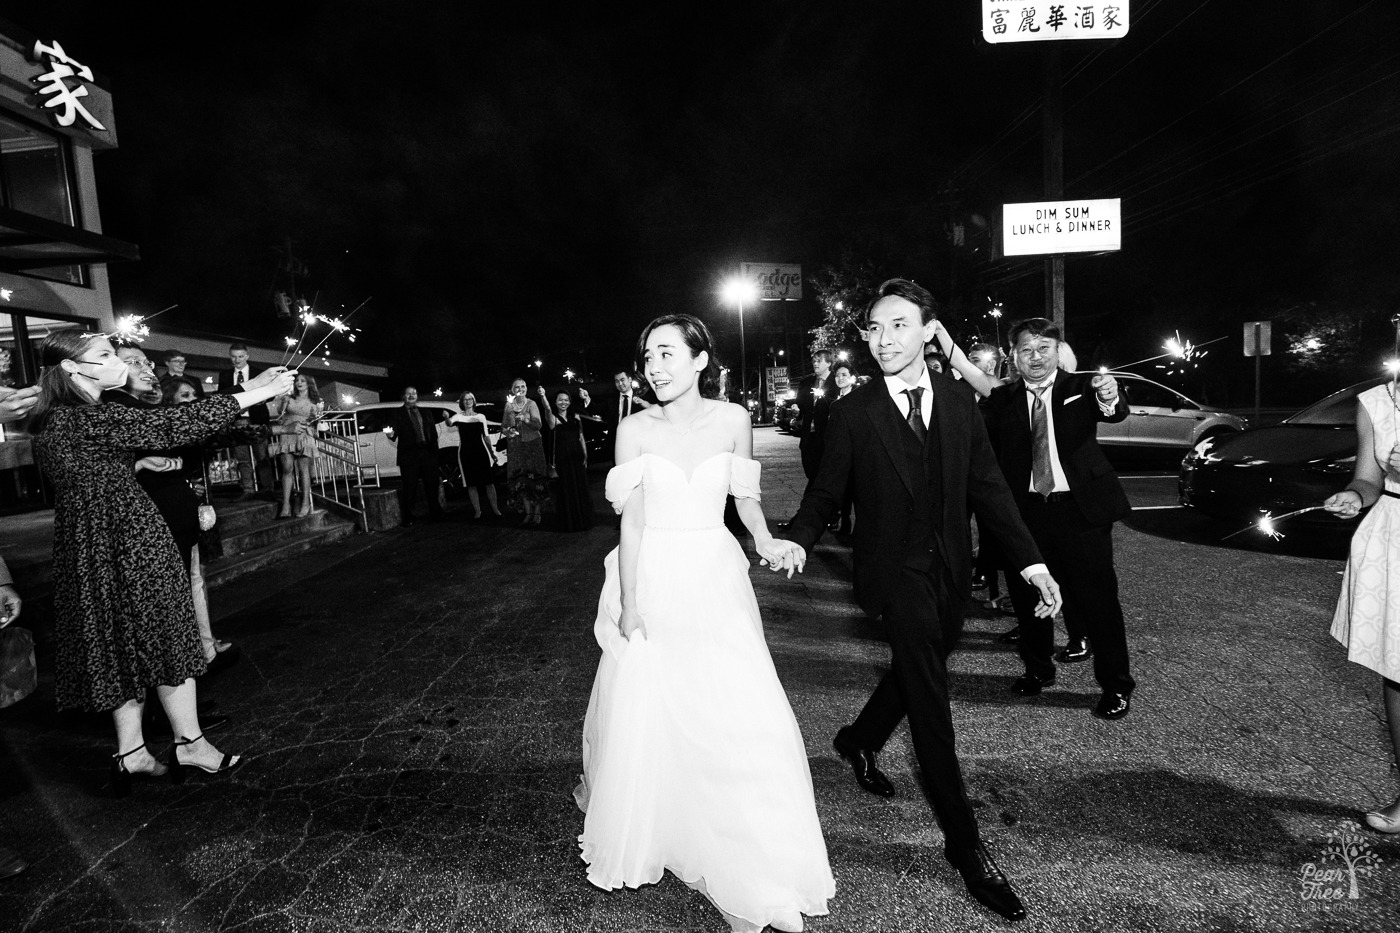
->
[1021, 372, 1071, 494]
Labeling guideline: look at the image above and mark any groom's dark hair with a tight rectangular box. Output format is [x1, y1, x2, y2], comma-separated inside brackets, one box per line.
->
[868, 278, 940, 325]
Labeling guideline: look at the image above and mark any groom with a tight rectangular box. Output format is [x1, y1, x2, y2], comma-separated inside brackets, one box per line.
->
[784, 278, 1060, 923]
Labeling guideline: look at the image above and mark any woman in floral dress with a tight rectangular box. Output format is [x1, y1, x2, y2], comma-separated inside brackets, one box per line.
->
[502, 377, 549, 525]
[30, 331, 295, 794]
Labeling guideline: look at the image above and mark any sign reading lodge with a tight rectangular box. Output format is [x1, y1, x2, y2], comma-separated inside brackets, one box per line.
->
[1002, 198, 1121, 257]
[741, 263, 802, 301]
[982, 2, 1130, 44]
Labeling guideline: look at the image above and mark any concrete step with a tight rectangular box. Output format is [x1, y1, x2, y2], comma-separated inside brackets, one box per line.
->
[202, 520, 357, 589]
[217, 507, 346, 557]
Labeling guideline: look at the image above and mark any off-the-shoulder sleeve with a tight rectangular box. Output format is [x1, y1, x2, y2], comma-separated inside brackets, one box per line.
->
[729, 456, 762, 501]
[605, 458, 646, 514]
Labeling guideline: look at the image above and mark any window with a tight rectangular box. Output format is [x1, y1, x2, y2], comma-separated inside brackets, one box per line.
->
[0, 112, 85, 285]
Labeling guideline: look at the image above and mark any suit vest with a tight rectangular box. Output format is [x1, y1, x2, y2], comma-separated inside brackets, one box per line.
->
[895, 401, 944, 572]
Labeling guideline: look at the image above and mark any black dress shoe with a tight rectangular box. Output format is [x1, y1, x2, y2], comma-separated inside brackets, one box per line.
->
[1094, 691, 1131, 720]
[1055, 637, 1091, 663]
[970, 573, 988, 589]
[833, 727, 894, 797]
[945, 843, 1027, 921]
[1009, 671, 1056, 695]
[997, 625, 1021, 643]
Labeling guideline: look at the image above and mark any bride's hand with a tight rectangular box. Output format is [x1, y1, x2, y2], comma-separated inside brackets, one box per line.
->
[758, 538, 806, 578]
[619, 605, 648, 641]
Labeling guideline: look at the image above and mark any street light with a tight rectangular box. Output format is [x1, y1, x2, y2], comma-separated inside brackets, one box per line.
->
[721, 277, 759, 405]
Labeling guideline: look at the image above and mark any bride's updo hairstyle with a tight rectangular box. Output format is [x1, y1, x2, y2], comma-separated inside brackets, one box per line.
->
[635, 314, 725, 400]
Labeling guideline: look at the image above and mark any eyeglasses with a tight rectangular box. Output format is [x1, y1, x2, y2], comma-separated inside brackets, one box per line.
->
[124, 359, 156, 370]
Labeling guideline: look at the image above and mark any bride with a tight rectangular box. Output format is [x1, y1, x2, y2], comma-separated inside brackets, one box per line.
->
[575, 314, 835, 932]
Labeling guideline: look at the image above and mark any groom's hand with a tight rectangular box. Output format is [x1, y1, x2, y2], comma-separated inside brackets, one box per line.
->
[1028, 572, 1062, 618]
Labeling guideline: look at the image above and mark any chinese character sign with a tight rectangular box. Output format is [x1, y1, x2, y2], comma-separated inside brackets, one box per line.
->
[983, 2, 1130, 44]
[28, 39, 106, 132]
[741, 263, 803, 301]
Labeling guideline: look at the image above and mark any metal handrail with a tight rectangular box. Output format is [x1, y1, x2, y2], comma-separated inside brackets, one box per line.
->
[310, 411, 377, 531]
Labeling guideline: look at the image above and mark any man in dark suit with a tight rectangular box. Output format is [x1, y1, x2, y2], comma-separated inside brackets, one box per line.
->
[785, 279, 1061, 922]
[215, 342, 272, 494]
[598, 370, 651, 462]
[387, 386, 448, 526]
[981, 317, 1135, 721]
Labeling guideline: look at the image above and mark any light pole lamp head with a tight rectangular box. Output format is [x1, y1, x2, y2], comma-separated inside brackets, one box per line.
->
[721, 278, 759, 307]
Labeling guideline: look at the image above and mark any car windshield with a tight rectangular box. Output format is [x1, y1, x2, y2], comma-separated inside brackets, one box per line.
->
[1284, 377, 1387, 426]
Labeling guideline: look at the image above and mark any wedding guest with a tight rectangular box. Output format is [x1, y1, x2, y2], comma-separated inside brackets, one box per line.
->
[29, 331, 295, 795]
[162, 377, 236, 670]
[0, 484, 28, 878]
[502, 377, 549, 525]
[830, 359, 858, 536]
[386, 386, 447, 527]
[269, 374, 324, 519]
[449, 391, 502, 520]
[600, 370, 651, 462]
[160, 349, 204, 398]
[1324, 382, 1400, 834]
[215, 342, 272, 494]
[541, 389, 593, 531]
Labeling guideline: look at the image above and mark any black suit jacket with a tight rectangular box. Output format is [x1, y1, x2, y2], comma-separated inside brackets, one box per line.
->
[388, 404, 447, 466]
[216, 366, 269, 424]
[788, 377, 1042, 617]
[982, 371, 1131, 527]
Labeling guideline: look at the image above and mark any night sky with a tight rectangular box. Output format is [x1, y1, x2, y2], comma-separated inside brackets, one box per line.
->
[14, 1, 1400, 401]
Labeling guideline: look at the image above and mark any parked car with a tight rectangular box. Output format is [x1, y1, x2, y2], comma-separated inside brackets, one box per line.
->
[1096, 372, 1247, 458]
[1178, 376, 1385, 528]
[774, 389, 800, 431]
[348, 401, 503, 480]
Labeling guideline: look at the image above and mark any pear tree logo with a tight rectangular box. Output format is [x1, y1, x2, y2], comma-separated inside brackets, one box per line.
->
[1300, 822, 1380, 901]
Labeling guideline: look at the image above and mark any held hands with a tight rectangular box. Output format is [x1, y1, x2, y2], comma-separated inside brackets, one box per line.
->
[0, 385, 39, 425]
[1091, 373, 1119, 404]
[1028, 572, 1062, 618]
[618, 605, 647, 641]
[757, 536, 807, 578]
[1388, 443, 1400, 475]
[1324, 489, 1365, 519]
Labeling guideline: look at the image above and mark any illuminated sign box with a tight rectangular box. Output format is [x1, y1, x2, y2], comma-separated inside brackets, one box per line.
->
[1002, 198, 1121, 257]
[982, 1, 1130, 44]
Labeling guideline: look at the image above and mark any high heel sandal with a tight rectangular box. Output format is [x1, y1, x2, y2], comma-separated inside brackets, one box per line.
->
[168, 733, 241, 784]
[110, 744, 168, 798]
[1364, 798, 1400, 834]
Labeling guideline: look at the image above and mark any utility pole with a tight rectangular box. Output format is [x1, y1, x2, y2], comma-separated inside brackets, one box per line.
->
[1043, 46, 1065, 335]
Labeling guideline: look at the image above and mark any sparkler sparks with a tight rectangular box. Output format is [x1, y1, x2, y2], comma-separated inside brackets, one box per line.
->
[1222, 506, 1332, 542]
[111, 314, 150, 342]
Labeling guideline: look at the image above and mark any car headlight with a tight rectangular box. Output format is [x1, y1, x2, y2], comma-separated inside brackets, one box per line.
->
[1306, 455, 1355, 476]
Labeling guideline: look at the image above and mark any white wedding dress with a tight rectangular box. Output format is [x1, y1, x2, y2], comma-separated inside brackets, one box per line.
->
[575, 452, 835, 932]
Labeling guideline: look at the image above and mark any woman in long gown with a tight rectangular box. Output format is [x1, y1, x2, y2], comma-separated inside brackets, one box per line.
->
[575, 314, 834, 932]
[29, 331, 295, 794]
[542, 389, 594, 532]
[1325, 382, 1400, 833]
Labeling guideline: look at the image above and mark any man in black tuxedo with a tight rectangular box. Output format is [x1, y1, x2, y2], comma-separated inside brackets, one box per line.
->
[215, 342, 271, 494]
[599, 370, 651, 462]
[796, 349, 834, 479]
[785, 279, 1061, 922]
[981, 318, 1135, 720]
[387, 386, 448, 526]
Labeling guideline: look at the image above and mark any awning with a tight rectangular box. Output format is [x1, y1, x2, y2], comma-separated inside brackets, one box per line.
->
[0, 205, 139, 270]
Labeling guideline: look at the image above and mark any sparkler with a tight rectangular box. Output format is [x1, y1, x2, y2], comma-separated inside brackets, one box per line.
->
[289, 297, 371, 371]
[1222, 506, 1331, 542]
[108, 303, 179, 342]
[1113, 334, 1228, 371]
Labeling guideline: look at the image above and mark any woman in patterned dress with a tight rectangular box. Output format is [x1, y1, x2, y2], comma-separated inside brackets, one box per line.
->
[29, 332, 296, 794]
[502, 377, 549, 525]
[268, 374, 324, 518]
[1325, 381, 1400, 834]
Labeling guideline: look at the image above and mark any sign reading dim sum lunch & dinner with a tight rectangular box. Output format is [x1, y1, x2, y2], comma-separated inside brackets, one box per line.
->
[740, 263, 803, 301]
[982, 1, 1130, 44]
[1002, 198, 1121, 257]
